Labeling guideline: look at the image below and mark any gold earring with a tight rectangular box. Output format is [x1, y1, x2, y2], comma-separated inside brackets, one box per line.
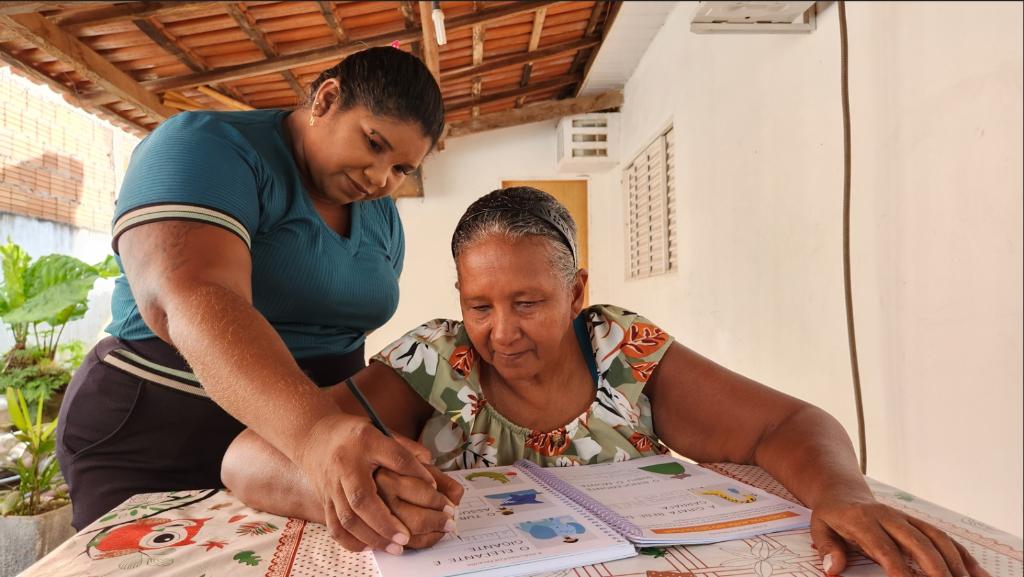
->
[309, 100, 320, 126]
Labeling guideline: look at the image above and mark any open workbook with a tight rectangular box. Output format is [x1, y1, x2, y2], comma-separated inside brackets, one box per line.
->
[374, 454, 811, 577]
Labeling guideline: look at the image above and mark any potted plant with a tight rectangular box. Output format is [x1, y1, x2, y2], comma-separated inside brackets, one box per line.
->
[0, 387, 73, 576]
[0, 240, 119, 573]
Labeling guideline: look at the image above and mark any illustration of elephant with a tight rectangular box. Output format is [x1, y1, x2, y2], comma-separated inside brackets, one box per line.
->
[517, 516, 587, 543]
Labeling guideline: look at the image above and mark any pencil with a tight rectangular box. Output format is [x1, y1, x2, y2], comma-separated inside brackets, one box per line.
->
[345, 377, 392, 437]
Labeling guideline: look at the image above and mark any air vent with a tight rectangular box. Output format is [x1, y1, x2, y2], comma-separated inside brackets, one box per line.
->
[556, 113, 620, 173]
[691, 1, 816, 34]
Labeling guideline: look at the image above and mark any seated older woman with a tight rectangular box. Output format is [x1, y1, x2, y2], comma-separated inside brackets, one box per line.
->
[223, 187, 986, 577]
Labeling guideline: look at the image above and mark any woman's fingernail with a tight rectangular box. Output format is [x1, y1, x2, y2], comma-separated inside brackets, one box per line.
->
[444, 504, 456, 517]
[444, 519, 457, 532]
[392, 533, 410, 545]
[822, 553, 834, 574]
[386, 543, 403, 556]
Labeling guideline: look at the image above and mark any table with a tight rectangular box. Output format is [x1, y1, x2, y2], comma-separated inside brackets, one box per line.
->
[20, 464, 1023, 577]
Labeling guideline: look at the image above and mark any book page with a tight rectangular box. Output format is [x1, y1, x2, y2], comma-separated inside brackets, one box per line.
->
[543, 455, 812, 545]
[374, 465, 635, 577]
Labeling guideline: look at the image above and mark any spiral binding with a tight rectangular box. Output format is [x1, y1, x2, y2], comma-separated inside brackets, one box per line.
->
[516, 460, 644, 539]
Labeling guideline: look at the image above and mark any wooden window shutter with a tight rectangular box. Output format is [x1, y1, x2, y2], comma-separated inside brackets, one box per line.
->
[626, 132, 670, 279]
[665, 127, 677, 271]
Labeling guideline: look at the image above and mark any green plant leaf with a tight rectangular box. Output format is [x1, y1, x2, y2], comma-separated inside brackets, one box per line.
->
[5, 387, 29, 432]
[0, 240, 31, 313]
[50, 302, 88, 326]
[42, 419, 58, 439]
[1, 253, 113, 326]
[92, 255, 121, 278]
[2, 277, 97, 325]
[23, 255, 96, 298]
[58, 341, 86, 371]
[34, 387, 43, 427]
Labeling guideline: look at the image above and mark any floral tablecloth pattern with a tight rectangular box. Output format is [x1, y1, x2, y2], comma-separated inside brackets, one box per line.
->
[20, 464, 1022, 577]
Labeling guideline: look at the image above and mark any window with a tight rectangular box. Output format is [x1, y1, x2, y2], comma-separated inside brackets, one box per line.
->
[625, 126, 677, 279]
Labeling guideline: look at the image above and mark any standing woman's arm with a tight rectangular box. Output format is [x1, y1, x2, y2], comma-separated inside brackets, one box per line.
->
[118, 221, 436, 553]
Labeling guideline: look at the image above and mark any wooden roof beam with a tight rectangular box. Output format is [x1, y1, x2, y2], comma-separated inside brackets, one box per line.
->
[317, 1, 349, 45]
[584, 0, 606, 37]
[418, 1, 443, 150]
[470, 22, 484, 117]
[0, 12, 173, 121]
[143, 27, 421, 92]
[398, 2, 417, 32]
[529, 6, 549, 51]
[446, 74, 580, 114]
[442, 36, 599, 82]
[0, 2, 110, 16]
[516, 6, 548, 108]
[132, 14, 250, 106]
[132, 18, 203, 74]
[417, 1, 440, 82]
[0, 48, 150, 136]
[141, 0, 561, 93]
[447, 89, 622, 138]
[195, 85, 253, 111]
[163, 90, 203, 112]
[226, 3, 305, 101]
[56, 2, 272, 32]
[397, 1, 419, 56]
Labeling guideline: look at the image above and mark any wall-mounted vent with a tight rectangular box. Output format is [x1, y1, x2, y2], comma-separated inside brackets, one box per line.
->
[556, 113, 620, 174]
[691, 1, 816, 34]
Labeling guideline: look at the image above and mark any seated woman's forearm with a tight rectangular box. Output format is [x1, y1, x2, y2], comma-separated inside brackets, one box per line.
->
[222, 429, 324, 522]
[752, 404, 872, 508]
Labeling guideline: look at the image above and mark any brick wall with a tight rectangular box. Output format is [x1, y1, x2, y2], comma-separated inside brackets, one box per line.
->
[0, 65, 140, 233]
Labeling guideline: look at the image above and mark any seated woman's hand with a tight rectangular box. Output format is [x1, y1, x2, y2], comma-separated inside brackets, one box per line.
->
[810, 495, 989, 577]
[296, 412, 440, 553]
[376, 464, 465, 550]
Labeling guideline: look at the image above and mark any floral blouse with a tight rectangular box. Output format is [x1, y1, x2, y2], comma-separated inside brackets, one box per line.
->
[371, 304, 675, 470]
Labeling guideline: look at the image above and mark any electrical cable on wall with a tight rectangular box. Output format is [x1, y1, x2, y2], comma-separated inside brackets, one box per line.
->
[839, 0, 867, 474]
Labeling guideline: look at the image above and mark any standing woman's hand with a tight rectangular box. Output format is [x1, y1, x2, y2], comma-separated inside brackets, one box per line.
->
[296, 412, 439, 554]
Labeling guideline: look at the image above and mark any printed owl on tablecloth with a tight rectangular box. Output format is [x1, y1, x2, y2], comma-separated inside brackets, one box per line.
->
[86, 517, 210, 559]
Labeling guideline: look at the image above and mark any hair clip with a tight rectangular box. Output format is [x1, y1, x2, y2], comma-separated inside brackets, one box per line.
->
[390, 40, 401, 49]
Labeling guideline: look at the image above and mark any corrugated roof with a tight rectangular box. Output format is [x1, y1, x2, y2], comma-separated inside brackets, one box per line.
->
[0, 1, 620, 137]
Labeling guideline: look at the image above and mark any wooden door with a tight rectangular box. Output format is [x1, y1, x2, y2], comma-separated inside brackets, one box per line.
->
[501, 179, 589, 306]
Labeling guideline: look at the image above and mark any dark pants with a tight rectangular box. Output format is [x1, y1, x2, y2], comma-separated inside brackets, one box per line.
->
[56, 336, 364, 530]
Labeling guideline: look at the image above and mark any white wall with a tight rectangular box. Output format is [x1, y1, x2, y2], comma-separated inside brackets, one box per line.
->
[586, 1, 1023, 535]
[380, 1, 1023, 536]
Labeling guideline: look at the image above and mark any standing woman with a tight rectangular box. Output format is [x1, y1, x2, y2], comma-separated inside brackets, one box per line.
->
[56, 47, 445, 554]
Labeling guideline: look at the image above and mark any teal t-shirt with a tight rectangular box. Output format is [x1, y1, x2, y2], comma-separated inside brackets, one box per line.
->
[106, 109, 405, 359]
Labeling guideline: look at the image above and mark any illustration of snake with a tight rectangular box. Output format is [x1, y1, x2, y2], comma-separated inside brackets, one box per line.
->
[465, 471, 516, 484]
[701, 488, 757, 503]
